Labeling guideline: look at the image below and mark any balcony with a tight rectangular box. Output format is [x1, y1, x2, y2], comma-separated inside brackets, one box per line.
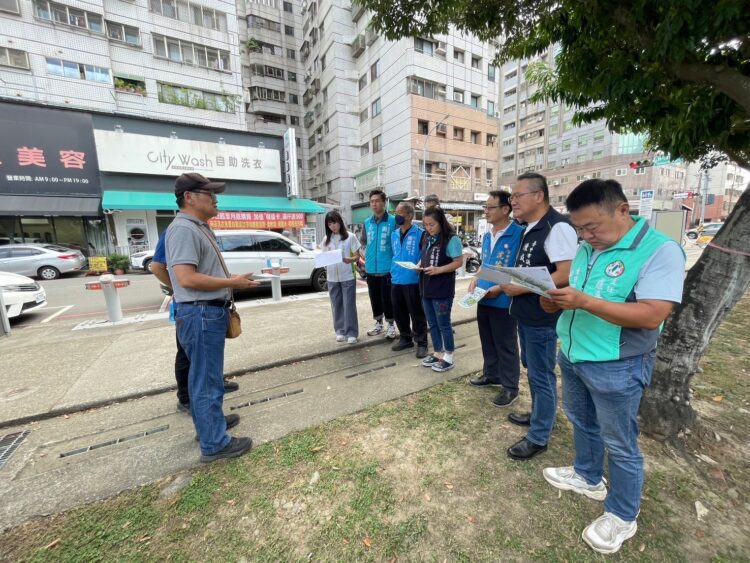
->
[310, 78, 321, 94]
[351, 0, 366, 21]
[365, 26, 377, 46]
[304, 111, 315, 128]
[300, 40, 310, 62]
[351, 34, 366, 58]
[303, 89, 314, 106]
[314, 102, 322, 117]
[354, 165, 385, 193]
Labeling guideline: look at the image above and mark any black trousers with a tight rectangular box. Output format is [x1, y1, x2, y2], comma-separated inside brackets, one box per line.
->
[366, 273, 394, 321]
[175, 331, 190, 405]
[477, 304, 521, 392]
[391, 283, 428, 345]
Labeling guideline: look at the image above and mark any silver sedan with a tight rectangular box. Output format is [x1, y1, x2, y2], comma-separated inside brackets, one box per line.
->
[0, 244, 88, 280]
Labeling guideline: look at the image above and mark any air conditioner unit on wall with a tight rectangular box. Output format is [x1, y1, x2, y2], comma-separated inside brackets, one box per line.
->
[437, 162, 448, 170]
[436, 123, 447, 133]
[553, 180, 560, 186]
[435, 41, 447, 55]
[453, 92, 464, 103]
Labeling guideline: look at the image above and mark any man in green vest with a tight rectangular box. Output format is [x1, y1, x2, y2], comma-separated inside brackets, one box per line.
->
[540, 179, 685, 555]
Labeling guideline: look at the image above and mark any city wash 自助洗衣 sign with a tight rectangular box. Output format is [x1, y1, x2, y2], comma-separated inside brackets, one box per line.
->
[93, 131, 281, 182]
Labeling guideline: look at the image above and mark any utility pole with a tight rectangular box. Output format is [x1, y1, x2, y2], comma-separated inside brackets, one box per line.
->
[699, 169, 710, 226]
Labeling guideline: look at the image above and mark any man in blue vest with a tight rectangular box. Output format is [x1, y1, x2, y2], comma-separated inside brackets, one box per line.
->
[360, 189, 397, 339]
[390, 201, 428, 357]
[502, 172, 578, 461]
[540, 179, 685, 554]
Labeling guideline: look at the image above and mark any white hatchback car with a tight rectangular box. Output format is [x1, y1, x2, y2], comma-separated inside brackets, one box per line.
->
[214, 230, 327, 291]
[0, 271, 47, 318]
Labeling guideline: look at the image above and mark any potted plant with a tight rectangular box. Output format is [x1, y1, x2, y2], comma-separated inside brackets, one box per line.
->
[107, 253, 130, 275]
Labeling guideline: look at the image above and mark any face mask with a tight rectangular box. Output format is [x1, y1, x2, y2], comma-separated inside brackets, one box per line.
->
[394, 215, 406, 226]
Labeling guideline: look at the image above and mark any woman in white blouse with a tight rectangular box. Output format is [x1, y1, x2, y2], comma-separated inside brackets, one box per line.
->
[321, 210, 361, 343]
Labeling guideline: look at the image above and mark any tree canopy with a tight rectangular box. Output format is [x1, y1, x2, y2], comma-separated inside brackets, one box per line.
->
[363, 0, 750, 167]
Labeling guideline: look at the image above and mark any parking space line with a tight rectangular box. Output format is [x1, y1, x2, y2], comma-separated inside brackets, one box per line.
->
[41, 305, 73, 324]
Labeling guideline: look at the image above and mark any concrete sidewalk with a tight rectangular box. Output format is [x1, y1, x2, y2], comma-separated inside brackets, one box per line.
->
[0, 278, 487, 530]
[0, 278, 477, 428]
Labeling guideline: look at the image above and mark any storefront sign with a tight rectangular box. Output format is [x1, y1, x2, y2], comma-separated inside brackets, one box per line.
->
[94, 131, 281, 182]
[0, 103, 100, 195]
[639, 189, 655, 220]
[208, 211, 305, 230]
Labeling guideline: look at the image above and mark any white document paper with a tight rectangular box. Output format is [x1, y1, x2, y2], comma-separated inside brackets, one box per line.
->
[458, 287, 488, 308]
[476, 265, 512, 286]
[395, 261, 422, 270]
[496, 266, 556, 297]
[314, 249, 343, 268]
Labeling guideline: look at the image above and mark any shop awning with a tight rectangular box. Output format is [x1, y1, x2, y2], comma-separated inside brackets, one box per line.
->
[102, 191, 326, 213]
[0, 194, 101, 216]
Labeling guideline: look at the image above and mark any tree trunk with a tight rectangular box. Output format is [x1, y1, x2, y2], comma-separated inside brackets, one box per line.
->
[640, 184, 750, 440]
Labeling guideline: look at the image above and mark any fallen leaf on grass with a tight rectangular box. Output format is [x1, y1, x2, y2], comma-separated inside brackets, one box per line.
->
[44, 538, 61, 550]
[311, 446, 324, 453]
[444, 482, 454, 490]
[137, 535, 151, 543]
[226, 499, 236, 506]
[424, 494, 431, 502]
[465, 514, 475, 523]
[712, 395, 723, 402]
[363, 536, 373, 548]
[639, 544, 646, 552]
[122, 521, 131, 529]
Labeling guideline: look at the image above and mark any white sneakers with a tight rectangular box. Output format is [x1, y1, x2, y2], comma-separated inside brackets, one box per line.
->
[582, 512, 637, 554]
[385, 322, 397, 339]
[347, 336, 358, 344]
[543, 466, 636, 554]
[336, 334, 346, 342]
[542, 466, 607, 501]
[367, 321, 383, 336]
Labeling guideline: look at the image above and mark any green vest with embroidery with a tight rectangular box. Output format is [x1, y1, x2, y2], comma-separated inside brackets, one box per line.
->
[557, 217, 673, 363]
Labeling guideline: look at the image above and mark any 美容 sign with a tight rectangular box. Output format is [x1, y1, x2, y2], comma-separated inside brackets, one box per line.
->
[208, 211, 305, 230]
[94, 131, 281, 183]
[0, 102, 101, 195]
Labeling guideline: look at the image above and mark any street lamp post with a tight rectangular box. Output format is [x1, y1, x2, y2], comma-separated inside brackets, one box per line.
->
[421, 113, 450, 206]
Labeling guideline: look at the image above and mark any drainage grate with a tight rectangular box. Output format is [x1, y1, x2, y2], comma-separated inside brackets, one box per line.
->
[0, 430, 30, 470]
[59, 425, 169, 458]
[345, 362, 397, 379]
[231, 388, 304, 410]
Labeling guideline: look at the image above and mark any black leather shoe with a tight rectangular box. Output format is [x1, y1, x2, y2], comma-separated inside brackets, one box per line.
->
[391, 340, 414, 351]
[224, 380, 239, 393]
[469, 375, 502, 387]
[416, 345, 428, 358]
[508, 412, 531, 426]
[492, 389, 519, 407]
[200, 436, 253, 463]
[507, 437, 547, 461]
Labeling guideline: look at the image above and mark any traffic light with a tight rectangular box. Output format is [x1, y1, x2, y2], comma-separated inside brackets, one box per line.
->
[629, 160, 653, 169]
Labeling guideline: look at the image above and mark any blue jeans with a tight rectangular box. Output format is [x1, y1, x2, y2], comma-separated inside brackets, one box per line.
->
[559, 350, 655, 521]
[422, 297, 454, 353]
[518, 323, 558, 446]
[175, 303, 231, 455]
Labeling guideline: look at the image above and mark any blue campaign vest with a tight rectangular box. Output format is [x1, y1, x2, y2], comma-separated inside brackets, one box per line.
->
[476, 221, 524, 309]
[391, 224, 424, 285]
[509, 207, 570, 327]
[419, 234, 459, 299]
[364, 212, 396, 275]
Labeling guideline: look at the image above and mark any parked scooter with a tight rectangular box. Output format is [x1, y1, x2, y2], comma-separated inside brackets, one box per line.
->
[463, 242, 481, 274]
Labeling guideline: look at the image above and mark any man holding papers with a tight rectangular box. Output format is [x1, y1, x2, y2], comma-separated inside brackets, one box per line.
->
[467, 191, 525, 407]
[540, 179, 684, 554]
[390, 202, 428, 358]
[503, 172, 578, 461]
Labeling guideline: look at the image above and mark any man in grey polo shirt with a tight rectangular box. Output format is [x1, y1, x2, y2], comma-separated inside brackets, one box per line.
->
[166, 172, 259, 463]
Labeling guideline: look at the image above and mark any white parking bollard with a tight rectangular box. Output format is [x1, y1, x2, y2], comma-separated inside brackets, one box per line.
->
[262, 259, 289, 302]
[85, 274, 130, 322]
[0, 289, 11, 337]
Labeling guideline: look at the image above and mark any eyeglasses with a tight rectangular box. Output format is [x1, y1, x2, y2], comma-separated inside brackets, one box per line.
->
[509, 190, 541, 202]
[189, 190, 217, 201]
[482, 205, 501, 211]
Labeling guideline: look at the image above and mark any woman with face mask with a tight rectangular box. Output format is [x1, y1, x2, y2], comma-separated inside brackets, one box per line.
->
[419, 206, 465, 372]
[321, 210, 361, 344]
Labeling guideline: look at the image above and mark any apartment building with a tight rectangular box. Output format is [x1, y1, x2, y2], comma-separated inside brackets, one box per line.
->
[297, 0, 500, 227]
[0, 0, 328, 253]
[685, 160, 748, 224]
[497, 52, 690, 213]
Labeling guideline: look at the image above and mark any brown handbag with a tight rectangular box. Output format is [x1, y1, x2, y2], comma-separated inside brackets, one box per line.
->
[198, 225, 242, 338]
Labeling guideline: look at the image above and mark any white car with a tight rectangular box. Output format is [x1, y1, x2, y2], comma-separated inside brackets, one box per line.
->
[215, 230, 327, 291]
[130, 249, 155, 272]
[0, 272, 47, 318]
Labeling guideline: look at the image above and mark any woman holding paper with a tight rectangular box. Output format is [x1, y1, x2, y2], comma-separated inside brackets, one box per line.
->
[419, 207, 465, 372]
[321, 211, 361, 344]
